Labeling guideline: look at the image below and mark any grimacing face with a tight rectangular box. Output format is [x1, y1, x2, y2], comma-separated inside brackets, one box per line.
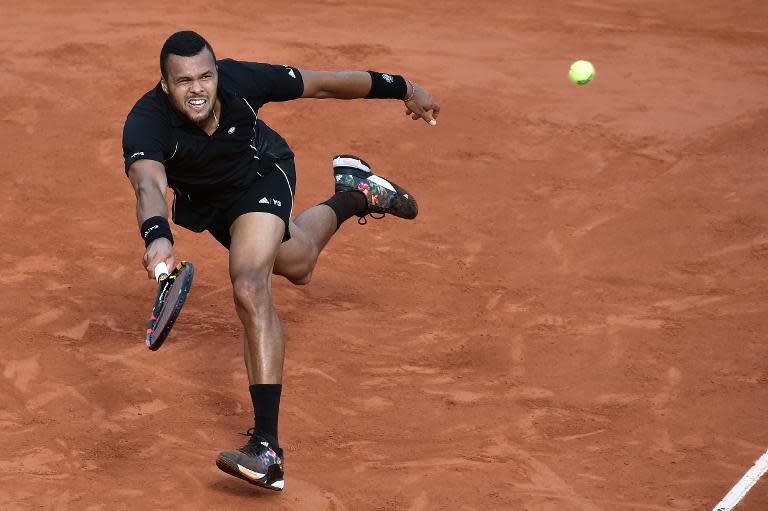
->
[161, 48, 218, 127]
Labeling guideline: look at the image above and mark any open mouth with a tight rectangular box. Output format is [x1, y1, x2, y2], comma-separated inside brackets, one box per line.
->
[187, 97, 207, 112]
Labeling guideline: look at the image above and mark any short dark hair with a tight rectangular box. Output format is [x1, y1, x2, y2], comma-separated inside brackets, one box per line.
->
[160, 31, 216, 78]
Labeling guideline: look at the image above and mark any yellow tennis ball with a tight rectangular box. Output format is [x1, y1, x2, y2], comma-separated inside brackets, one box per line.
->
[569, 60, 595, 85]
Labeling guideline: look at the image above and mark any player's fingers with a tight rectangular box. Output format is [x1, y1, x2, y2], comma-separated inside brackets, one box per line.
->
[404, 106, 413, 116]
[142, 253, 153, 279]
[432, 102, 441, 120]
[148, 258, 161, 279]
[408, 101, 437, 126]
[146, 252, 165, 280]
[420, 107, 437, 126]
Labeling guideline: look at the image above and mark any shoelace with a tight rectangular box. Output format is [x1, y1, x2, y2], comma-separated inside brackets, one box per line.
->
[357, 212, 386, 225]
[241, 428, 266, 447]
[238, 429, 270, 456]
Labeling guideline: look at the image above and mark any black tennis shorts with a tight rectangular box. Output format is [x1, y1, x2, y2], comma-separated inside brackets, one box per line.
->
[172, 158, 296, 249]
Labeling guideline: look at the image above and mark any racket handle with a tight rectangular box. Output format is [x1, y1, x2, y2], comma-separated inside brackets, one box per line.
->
[154, 262, 169, 282]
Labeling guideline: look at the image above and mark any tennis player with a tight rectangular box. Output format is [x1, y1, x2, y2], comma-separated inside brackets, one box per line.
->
[122, 31, 439, 490]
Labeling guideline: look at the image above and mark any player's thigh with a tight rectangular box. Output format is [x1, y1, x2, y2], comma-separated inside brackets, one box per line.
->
[228, 212, 286, 281]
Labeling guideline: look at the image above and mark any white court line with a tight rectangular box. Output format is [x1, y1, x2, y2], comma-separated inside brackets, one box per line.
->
[713, 449, 768, 511]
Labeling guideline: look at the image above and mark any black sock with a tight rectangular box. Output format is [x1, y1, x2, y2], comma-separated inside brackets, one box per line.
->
[321, 191, 367, 230]
[249, 384, 282, 447]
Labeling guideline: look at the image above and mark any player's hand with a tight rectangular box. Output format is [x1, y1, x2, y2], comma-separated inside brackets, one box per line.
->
[143, 238, 176, 280]
[404, 82, 440, 126]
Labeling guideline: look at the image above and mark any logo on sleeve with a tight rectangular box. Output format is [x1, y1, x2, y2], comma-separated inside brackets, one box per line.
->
[283, 66, 296, 79]
[131, 151, 145, 159]
[382, 73, 394, 83]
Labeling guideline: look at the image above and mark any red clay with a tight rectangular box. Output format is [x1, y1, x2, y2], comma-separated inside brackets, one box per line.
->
[2, 1, 768, 509]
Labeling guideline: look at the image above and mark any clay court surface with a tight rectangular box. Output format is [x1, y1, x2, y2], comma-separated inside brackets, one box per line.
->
[3, 1, 768, 509]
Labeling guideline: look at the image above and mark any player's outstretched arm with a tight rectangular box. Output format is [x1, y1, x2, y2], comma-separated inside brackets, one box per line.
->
[127, 159, 176, 279]
[299, 69, 440, 126]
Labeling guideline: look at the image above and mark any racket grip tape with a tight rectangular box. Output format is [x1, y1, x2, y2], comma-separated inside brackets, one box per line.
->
[154, 262, 169, 282]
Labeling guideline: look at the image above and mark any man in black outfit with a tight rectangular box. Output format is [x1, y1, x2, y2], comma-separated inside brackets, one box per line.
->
[122, 31, 440, 491]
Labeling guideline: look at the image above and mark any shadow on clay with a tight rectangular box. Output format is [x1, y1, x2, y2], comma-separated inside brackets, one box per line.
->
[207, 478, 282, 498]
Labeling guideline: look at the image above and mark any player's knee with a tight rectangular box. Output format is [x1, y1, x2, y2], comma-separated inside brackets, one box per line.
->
[231, 274, 272, 313]
[290, 257, 316, 285]
[288, 270, 312, 286]
[276, 256, 315, 286]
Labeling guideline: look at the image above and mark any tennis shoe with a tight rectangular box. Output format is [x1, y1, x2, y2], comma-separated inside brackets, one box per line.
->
[216, 430, 284, 491]
[332, 154, 418, 221]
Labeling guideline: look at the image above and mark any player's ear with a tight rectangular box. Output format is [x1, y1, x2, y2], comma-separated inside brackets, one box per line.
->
[160, 78, 168, 94]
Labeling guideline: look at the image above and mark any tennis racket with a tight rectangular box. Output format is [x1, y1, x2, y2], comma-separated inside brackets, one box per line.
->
[145, 261, 194, 351]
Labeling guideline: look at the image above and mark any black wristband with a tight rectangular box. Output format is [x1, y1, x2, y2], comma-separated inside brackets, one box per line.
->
[140, 216, 174, 247]
[365, 71, 408, 100]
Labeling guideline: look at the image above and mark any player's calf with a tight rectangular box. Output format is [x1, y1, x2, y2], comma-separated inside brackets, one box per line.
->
[273, 245, 316, 286]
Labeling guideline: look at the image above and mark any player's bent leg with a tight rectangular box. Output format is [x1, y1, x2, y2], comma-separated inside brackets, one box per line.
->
[273, 155, 419, 287]
[274, 196, 359, 285]
[273, 199, 345, 285]
[273, 219, 326, 286]
[273, 199, 363, 285]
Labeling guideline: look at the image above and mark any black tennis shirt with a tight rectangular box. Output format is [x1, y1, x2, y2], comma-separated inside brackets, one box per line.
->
[122, 59, 304, 207]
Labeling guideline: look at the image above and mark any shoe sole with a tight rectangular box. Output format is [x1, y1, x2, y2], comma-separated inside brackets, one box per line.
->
[216, 454, 284, 491]
[332, 154, 372, 172]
